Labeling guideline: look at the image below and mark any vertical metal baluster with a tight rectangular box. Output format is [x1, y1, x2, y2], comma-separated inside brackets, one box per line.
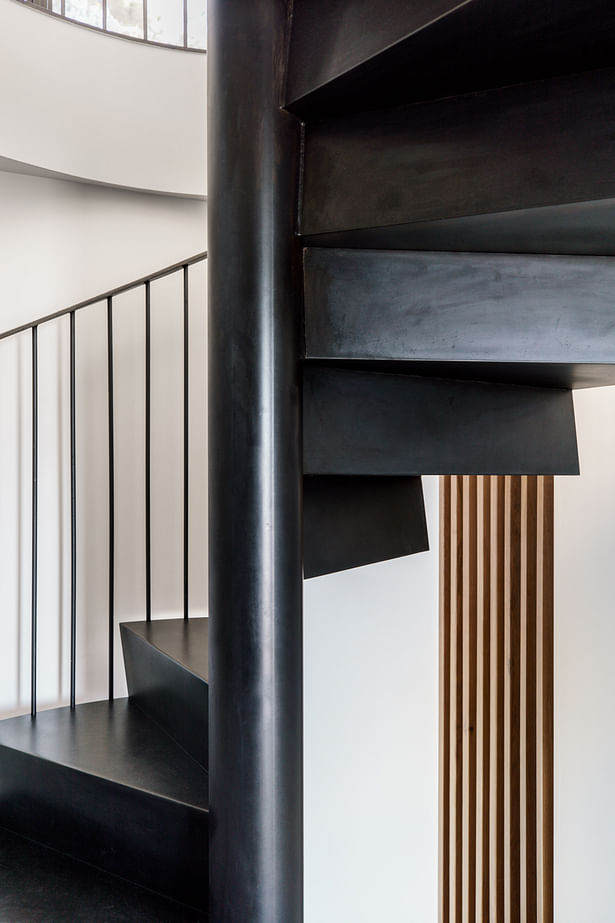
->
[31, 326, 38, 718]
[143, 0, 147, 40]
[145, 281, 152, 622]
[183, 0, 188, 47]
[107, 297, 115, 701]
[183, 266, 189, 619]
[102, 0, 107, 30]
[61, 0, 65, 15]
[70, 312, 77, 709]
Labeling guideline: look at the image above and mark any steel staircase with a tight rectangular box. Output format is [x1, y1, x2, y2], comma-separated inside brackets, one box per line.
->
[2, 1, 615, 920]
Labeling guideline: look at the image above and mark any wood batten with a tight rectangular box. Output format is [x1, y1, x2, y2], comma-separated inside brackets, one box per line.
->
[439, 476, 553, 923]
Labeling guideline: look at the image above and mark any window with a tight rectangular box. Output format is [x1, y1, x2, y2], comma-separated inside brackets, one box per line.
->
[20, 0, 207, 50]
[107, 0, 143, 40]
[147, 0, 183, 47]
[187, 0, 206, 51]
[65, 0, 103, 29]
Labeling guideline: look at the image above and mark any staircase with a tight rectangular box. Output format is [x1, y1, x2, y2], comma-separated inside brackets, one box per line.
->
[0, 622, 210, 919]
[287, 5, 615, 921]
[2, 1, 615, 920]
[209, 2, 615, 920]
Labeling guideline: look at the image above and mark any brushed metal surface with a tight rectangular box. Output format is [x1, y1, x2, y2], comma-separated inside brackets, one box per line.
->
[304, 248, 615, 387]
[304, 367, 579, 476]
[122, 617, 208, 680]
[304, 475, 428, 577]
[0, 700, 208, 909]
[121, 619, 209, 769]
[287, 0, 615, 117]
[302, 68, 615, 253]
[208, 0, 304, 919]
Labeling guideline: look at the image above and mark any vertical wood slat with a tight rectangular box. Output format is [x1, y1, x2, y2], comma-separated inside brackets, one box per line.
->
[439, 477, 451, 923]
[453, 477, 464, 921]
[439, 476, 553, 923]
[476, 477, 491, 923]
[490, 476, 506, 923]
[462, 477, 477, 923]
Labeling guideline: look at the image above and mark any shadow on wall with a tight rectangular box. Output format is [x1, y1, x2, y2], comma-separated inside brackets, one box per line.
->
[0, 261, 208, 717]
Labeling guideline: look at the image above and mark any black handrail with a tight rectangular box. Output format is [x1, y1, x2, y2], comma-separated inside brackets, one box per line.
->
[3, 252, 208, 713]
[0, 252, 207, 342]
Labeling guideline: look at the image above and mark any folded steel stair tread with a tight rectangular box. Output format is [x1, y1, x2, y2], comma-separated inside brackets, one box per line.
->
[0, 699, 208, 908]
[0, 698, 208, 810]
[121, 619, 209, 769]
[121, 617, 208, 682]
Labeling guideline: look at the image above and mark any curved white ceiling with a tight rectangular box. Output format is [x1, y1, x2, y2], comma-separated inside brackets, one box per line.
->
[0, 0, 207, 198]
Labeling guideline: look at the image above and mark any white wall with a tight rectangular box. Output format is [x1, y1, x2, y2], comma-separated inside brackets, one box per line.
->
[304, 476, 439, 923]
[0, 0, 206, 197]
[0, 171, 206, 334]
[0, 169, 208, 716]
[555, 386, 615, 922]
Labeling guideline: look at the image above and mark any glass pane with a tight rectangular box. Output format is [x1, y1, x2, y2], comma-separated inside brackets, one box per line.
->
[51, 0, 62, 12]
[65, 0, 103, 28]
[147, 0, 183, 46]
[107, 0, 143, 38]
[187, 0, 206, 50]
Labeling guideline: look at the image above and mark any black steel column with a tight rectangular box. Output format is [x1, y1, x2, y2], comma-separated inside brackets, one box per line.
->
[208, 2, 303, 921]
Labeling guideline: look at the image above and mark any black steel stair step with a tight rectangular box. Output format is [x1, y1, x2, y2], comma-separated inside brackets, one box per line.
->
[304, 366, 578, 476]
[301, 67, 615, 255]
[286, 0, 615, 118]
[0, 827, 207, 923]
[304, 475, 428, 578]
[0, 699, 208, 910]
[121, 619, 209, 770]
[303, 247, 615, 390]
[122, 617, 208, 682]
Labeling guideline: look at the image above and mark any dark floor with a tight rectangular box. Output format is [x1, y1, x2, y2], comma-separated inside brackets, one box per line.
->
[0, 827, 208, 922]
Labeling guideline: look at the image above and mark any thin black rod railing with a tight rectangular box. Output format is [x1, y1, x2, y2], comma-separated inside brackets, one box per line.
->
[107, 297, 115, 701]
[183, 265, 189, 619]
[0, 253, 208, 711]
[145, 281, 152, 622]
[70, 311, 77, 709]
[143, 0, 147, 41]
[183, 0, 188, 48]
[31, 326, 38, 718]
[0, 253, 207, 343]
[102, 0, 107, 31]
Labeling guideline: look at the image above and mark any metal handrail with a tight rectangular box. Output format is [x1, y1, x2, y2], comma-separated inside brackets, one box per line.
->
[0, 251, 207, 341]
[15, 0, 207, 53]
[1, 251, 208, 715]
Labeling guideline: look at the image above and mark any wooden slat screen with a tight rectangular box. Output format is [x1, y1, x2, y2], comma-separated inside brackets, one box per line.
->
[439, 476, 553, 923]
